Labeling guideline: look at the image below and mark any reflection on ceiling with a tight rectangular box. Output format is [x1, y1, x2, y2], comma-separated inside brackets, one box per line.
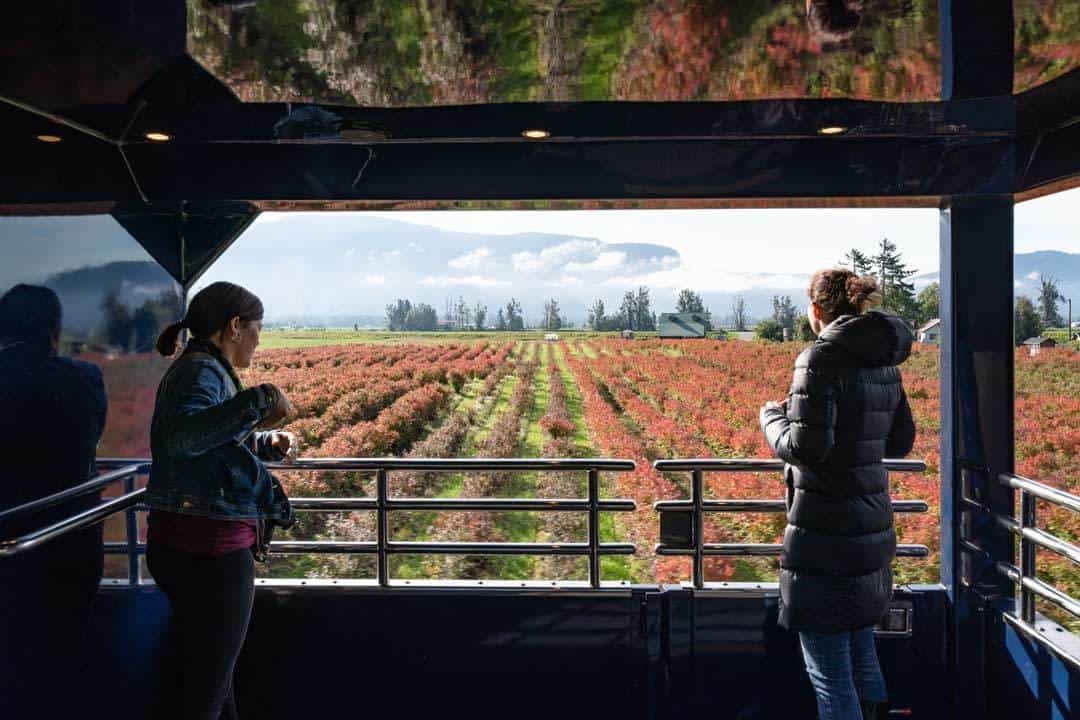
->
[1015, 0, 1080, 93]
[186, 0, 942, 106]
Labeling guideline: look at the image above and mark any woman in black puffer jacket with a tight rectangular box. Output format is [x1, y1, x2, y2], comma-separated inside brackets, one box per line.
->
[760, 269, 915, 720]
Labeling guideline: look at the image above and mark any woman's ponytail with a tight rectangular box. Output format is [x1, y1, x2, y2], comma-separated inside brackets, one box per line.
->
[155, 321, 185, 357]
[154, 281, 264, 357]
[845, 275, 883, 314]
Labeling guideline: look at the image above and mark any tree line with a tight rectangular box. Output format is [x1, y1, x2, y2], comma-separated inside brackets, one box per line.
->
[386, 296, 552, 331]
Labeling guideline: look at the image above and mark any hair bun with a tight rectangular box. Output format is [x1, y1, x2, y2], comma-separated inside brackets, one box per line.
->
[845, 275, 881, 310]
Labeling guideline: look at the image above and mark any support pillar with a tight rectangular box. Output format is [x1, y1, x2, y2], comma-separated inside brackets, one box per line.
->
[939, 195, 1015, 719]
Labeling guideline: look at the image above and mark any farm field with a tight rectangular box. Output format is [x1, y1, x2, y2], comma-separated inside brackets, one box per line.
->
[91, 336, 1078, 626]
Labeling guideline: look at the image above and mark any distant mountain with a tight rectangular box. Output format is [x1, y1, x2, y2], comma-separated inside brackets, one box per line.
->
[916, 251, 1080, 311]
[44, 261, 178, 334]
[195, 214, 1080, 327]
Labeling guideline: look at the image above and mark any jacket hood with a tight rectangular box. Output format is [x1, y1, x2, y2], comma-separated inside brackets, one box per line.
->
[817, 311, 913, 367]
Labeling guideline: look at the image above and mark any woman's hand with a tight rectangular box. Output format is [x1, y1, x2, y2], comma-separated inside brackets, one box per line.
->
[270, 431, 300, 462]
[763, 398, 789, 412]
[256, 385, 295, 430]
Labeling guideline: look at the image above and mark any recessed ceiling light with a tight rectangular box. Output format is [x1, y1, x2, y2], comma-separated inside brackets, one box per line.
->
[145, 132, 172, 142]
[817, 126, 847, 135]
[35, 134, 62, 143]
[521, 129, 551, 139]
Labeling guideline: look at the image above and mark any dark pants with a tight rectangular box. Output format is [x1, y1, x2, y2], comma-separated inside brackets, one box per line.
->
[147, 543, 255, 720]
[0, 572, 101, 719]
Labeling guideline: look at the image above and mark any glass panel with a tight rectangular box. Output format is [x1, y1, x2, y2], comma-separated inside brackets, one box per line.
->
[188, 0, 940, 105]
[199, 207, 942, 584]
[1, 216, 180, 579]
[1014, 188, 1080, 632]
[1015, 0, 1080, 92]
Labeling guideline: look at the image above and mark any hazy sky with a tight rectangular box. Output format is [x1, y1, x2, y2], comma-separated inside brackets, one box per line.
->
[3, 189, 1076, 322]
[190, 188, 1080, 321]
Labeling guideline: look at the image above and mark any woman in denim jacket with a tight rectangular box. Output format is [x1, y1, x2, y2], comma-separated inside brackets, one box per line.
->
[146, 281, 295, 720]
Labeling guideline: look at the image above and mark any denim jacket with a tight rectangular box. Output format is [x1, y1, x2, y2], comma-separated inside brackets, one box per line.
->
[145, 349, 292, 521]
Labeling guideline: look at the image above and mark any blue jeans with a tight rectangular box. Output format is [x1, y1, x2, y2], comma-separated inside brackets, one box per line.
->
[799, 627, 887, 720]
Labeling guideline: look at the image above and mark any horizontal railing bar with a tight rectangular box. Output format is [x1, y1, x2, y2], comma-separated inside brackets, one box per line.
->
[0, 463, 146, 524]
[995, 515, 1080, 566]
[270, 541, 637, 556]
[997, 562, 1080, 618]
[653, 499, 928, 513]
[291, 497, 637, 512]
[104, 542, 146, 555]
[98, 457, 639, 473]
[653, 458, 927, 473]
[1002, 613, 1080, 673]
[0, 488, 145, 558]
[655, 543, 930, 558]
[1000, 474, 1080, 514]
[264, 457, 636, 472]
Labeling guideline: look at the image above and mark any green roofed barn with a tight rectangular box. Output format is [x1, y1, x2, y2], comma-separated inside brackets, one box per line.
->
[658, 313, 708, 339]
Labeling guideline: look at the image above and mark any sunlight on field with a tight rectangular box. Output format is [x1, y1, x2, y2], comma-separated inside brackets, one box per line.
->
[93, 334, 1077, 629]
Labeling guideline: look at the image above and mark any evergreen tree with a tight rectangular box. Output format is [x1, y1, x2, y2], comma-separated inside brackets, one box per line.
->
[676, 288, 712, 329]
[1015, 296, 1042, 345]
[496, 307, 507, 331]
[1038, 275, 1064, 327]
[872, 237, 918, 320]
[841, 248, 873, 274]
[505, 298, 524, 331]
[676, 289, 704, 313]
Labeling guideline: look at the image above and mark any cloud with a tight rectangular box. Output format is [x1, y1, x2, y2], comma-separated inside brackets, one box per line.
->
[449, 247, 492, 269]
[564, 251, 627, 273]
[419, 275, 510, 288]
[512, 238, 600, 273]
[363, 274, 387, 285]
[1025, 271, 1040, 281]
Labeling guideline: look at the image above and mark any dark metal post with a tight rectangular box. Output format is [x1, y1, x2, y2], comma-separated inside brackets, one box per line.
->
[1019, 490, 1036, 623]
[376, 469, 389, 587]
[588, 468, 600, 588]
[124, 473, 139, 584]
[940, 196, 1016, 719]
[692, 469, 704, 588]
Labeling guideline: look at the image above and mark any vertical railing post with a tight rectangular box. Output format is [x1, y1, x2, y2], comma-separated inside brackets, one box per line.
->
[588, 468, 600, 588]
[124, 471, 140, 585]
[692, 469, 704, 589]
[1019, 489, 1036, 623]
[376, 468, 389, 587]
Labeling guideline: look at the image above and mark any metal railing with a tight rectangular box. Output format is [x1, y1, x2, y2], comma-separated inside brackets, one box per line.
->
[29, 457, 639, 589]
[652, 458, 930, 588]
[0, 464, 147, 568]
[992, 473, 1080, 671]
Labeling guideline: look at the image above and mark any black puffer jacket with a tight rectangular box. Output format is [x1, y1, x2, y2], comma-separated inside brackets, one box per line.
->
[760, 311, 915, 633]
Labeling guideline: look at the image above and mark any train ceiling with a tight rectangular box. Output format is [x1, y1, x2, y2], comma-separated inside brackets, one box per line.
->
[0, 1, 1078, 285]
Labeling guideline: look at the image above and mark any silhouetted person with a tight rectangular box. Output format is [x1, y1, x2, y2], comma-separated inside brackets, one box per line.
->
[760, 270, 915, 720]
[146, 281, 295, 720]
[0, 284, 108, 717]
